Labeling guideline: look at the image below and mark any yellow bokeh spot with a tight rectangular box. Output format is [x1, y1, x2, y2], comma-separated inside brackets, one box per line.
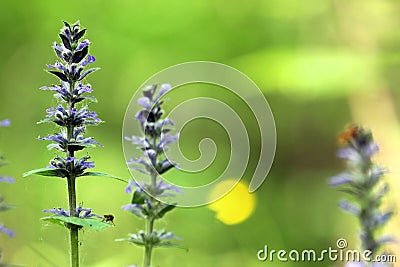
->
[208, 179, 256, 225]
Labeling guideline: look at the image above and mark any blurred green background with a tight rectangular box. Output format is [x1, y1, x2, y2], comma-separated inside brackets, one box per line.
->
[0, 0, 399, 266]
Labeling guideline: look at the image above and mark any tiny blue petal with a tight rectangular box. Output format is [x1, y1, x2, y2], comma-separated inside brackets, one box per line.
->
[337, 148, 360, 162]
[377, 211, 393, 226]
[0, 119, 10, 127]
[0, 177, 15, 183]
[339, 199, 360, 215]
[0, 225, 14, 238]
[82, 54, 96, 67]
[125, 180, 137, 194]
[362, 142, 379, 157]
[77, 39, 90, 51]
[137, 97, 151, 110]
[328, 173, 353, 187]
[155, 84, 171, 101]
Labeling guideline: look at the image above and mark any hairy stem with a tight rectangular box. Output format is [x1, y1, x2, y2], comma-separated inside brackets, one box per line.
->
[143, 216, 155, 267]
[67, 176, 79, 267]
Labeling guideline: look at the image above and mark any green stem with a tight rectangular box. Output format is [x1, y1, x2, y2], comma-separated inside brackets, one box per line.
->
[144, 174, 156, 267]
[359, 161, 378, 255]
[67, 176, 79, 267]
[143, 120, 162, 267]
[143, 216, 155, 267]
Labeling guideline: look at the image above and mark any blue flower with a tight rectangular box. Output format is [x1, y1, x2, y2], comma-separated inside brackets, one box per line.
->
[43, 206, 101, 218]
[47, 61, 68, 72]
[157, 133, 179, 149]
[154, 180, 182, 195]
[0, 177, 15, 183]
[0, 225, 14, 238]
[49, 155, 94, 177]
[39, 127, 101, 152]
[76, 39, 90, 51]
[125, 180, 140, 194]
[0, 119, 10, 127]
[124, 179, 182, 198]
[43, 207, 70, 217]
[328, 173, 353, 187]
[42, 105, 102, 127]
[82, 54, 96, 67]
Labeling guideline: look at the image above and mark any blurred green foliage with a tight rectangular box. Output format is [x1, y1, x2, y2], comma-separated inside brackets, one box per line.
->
[0, 0, 399, 266]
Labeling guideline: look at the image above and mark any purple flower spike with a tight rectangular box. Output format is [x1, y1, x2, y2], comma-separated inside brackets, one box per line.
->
[121, 83, 181, 261]
[27, 21, 114, 266]
[331, 125, 394, 255]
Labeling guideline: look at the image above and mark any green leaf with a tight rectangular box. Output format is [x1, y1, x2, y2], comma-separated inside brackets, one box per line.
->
[41, 216, 113, 230]
[131, 190, 148, 205]
[23, 168, 68, 178]
[82, 95, 98, 102]
[115, 237, 145, 246]
[62, 21, 71, 31]
[80, 172, 126, 182]
[67, 142, 97, 152]
[72, 46, 88, 63]
[338, 188, 362, 197]
[69, 142, 97, 148]
[48, 70, 68, 82]
[79, 68, 100, 81]
[37, 118, 53, 124]
[123, 205, 146, 219]
[73, 28, 86, 42]
[157, 242, 188, 251]
[156, 204, 176, 219]
[59, 33, 72, 50]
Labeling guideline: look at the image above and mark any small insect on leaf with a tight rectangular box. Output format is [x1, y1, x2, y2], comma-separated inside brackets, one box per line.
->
[102, 214, 114, 225]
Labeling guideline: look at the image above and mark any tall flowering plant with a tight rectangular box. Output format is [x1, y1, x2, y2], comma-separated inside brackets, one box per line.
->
[0, 118, 15, 264]
[329, 125, 394, 266]
[24, 21, 118, 267]
[117, 84, 183, 267]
